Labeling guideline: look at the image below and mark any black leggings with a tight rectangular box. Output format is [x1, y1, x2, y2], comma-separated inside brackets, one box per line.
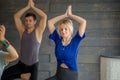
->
[1, 61, 39, 80]
[46, 67, 78, 80]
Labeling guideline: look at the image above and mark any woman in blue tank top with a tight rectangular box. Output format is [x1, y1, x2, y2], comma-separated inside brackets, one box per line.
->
[46, 5, 87, 80]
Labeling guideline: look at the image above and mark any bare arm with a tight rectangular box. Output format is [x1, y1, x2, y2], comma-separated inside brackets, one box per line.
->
[70, 15, 86, 37]
[31, 1, 47, 34]
[0, 25, 18, 62]
[14, 0, 30, 38]
[4, 45, 18, 62]
[30, 0, 47, 43]
[48, 14, 67, 34]
[68, 5, 87, 37]
[48, 11, 68, 34]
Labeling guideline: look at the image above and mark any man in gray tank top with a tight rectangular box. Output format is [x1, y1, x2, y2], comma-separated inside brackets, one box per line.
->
[1, 0, 47, 80]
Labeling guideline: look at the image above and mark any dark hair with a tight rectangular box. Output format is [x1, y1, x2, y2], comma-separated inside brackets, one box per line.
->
[25, 13, 36, 20]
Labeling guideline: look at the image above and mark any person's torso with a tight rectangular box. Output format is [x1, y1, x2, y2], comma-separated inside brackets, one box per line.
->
[20, 29, 40, 65]
[55, 37, 79, 71]
[50, 30, 85, 71]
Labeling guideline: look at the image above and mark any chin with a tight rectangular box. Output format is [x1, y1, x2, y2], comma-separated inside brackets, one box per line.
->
[62, 36, 67, 38]
[27, 26, 33, 28]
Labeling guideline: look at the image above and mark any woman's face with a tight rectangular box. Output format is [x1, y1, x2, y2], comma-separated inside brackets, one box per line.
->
[59, 24, 71, 38]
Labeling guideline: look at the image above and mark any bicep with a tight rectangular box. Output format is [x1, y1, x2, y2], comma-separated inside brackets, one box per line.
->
[14, 17, 25, 34]
[48, 20, 56, 34]
[37, 16, 47, 34]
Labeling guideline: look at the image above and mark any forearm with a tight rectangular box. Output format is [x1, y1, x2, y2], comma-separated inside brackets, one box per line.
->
[1, 39, 18, 62]
[70, 14, 86, 24]
[48, 14, 67, 34]
[32, 6, 47, 18]
[14, 6, 30, 33]
[14, 6, 30, 18]
[48, 14, 67, 25]
[6, 45, 18, 60]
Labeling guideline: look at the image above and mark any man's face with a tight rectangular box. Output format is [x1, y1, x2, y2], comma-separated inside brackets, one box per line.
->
[25, 16, 36, 28]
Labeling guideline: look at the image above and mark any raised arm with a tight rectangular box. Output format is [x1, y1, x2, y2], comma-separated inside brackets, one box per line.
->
[30, 0, 47, 35]
[0, 25, 18, 62]
[48, 8, 68, 34]
[14, 0, 30, 37]
[4, 44, 18, 62]
[67, 5, 87, 37]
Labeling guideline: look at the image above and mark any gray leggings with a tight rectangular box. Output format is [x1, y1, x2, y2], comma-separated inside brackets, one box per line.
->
[46, 67, 78, 80]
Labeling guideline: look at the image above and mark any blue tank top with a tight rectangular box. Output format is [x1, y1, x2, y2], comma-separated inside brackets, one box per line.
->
[20, 29, 40, 65]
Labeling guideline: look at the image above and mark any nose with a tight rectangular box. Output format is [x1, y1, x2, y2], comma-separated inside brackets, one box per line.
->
[62, 29, 65, 33]
[26, 21, 30, 24]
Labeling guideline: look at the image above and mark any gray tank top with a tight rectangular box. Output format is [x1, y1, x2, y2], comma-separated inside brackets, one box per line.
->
[20, 29, 40, 65]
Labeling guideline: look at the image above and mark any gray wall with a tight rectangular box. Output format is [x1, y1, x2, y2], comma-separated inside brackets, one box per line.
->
[0, 0, 120, 80]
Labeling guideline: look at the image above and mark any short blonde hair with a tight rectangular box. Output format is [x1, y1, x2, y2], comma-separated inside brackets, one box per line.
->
[58, 19, 74, 36]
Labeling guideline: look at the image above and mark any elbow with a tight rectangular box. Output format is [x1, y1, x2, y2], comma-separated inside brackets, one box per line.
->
[13, 14, 16, 19]
[48, 20, 52, 27]
[14, 14, 20, 20]
[14, 52, 19, 60]
[82, 19, 87, 26]
[14, 13, 18, 18]
[14, 14, 18, 20]
[83, 19, 87, 24]
[5, 52, 19, 62]
[48, 20, 50, 25]
[48, 20, 52, 25]
[44, 14, 47, 19]
[11, 56, 18, 61]
[15, 54, 19, 60]
[42, 14, 47, 20]
[80, 19, 87, 25]
[11, 52, 19, 61]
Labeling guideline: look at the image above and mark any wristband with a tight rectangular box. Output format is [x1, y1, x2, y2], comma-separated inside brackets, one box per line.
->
[1, 39, 10, 48]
